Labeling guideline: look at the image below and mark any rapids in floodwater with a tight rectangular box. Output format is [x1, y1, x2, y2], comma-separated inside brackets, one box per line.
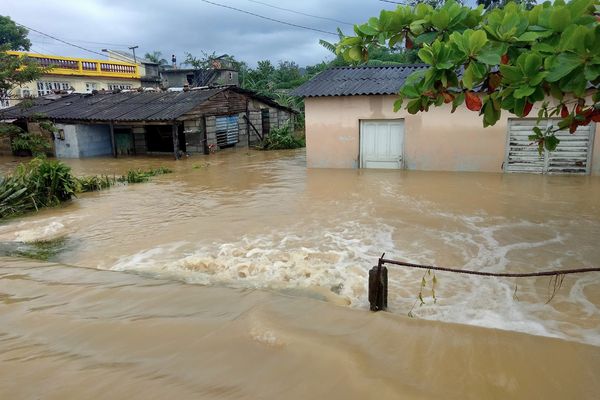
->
[1, 149, 599, 399]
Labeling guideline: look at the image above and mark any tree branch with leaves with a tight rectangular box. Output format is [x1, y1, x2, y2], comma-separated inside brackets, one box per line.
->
[336, 0, 599, 152]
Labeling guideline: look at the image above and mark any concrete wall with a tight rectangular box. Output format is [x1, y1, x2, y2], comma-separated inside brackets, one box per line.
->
[54, 123, 112, 158]
[304, 95, 600, 174]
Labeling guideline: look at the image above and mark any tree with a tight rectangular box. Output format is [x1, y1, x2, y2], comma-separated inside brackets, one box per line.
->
[0, 16, 43, 93]
[143, 50, 167, 65]
[336, 0, 600, 152]
[0, 16, 30, 51]
[0, 16, 50, 156]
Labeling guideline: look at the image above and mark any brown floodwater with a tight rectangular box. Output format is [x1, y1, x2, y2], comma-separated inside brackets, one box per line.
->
[1, 149, 599, 399]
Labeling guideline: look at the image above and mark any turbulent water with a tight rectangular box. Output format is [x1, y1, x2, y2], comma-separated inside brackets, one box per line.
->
[1, 150, 599, 399]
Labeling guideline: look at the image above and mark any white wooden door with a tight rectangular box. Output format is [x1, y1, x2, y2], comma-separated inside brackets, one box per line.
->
[360, 120, 404, 169]
[505, 119, 595, 174]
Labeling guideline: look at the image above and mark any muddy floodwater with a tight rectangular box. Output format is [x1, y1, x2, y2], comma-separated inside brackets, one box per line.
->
[1, 149, 599, 399]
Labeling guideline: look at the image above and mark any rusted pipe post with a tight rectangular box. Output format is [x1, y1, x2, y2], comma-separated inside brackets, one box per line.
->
[369, 254, 388, 312]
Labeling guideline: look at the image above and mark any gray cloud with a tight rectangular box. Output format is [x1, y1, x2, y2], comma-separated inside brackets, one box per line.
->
[2, 0, 395, 67]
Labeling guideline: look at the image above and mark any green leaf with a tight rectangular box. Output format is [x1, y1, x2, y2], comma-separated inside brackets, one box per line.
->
[348, 46, 363, 61]
[393, 98, 404, 112]
[546, 53, 583, 82]
[513, 86, 536, 99]
[451, 92, 465, 113]
[544, 134, 560, 151]
[357, 23, 378, 36]
[468, 30, 488, 53]
[431, 10, 450, 30]
[549, 7, 572, 32]
[500, 65, 523, 84]
[584, 64, 600, 82]
[413, 31, 438, 45]
[418, 47, 434, 65]
[476, 47, 501, 65]
[406, 99, 421, 114]
[523, 53, 542, 76]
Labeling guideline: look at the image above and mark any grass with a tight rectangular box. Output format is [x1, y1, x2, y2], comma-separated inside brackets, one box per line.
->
[260, 125, 305, 150]
[0, 158, 173, 220]
[0, 237, 68, 261]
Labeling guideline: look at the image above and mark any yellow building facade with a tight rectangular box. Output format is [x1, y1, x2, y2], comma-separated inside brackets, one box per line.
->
[2, 51, 142, 108]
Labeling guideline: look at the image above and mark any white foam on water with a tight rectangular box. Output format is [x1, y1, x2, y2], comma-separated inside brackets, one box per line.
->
[108, 197, 600, 346]
[0, 217, 75, 243]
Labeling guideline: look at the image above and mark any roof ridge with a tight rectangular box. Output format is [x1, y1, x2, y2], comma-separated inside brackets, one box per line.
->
[329, 63, 428, 70]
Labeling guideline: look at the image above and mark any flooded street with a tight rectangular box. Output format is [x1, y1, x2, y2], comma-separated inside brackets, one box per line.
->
[1, 149, 600, 399]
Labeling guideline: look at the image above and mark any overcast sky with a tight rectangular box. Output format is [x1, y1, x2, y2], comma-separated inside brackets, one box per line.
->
[1, 0, 411, 67]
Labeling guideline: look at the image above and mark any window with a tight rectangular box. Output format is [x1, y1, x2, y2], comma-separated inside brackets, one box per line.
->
[37, 81, 70, 96]
[107, 83, 132, 91]
[0, 89, 9, 108]
[85, 82, 98, 92]
[215, 115, 239, 147]
[21, 88, 31, 98]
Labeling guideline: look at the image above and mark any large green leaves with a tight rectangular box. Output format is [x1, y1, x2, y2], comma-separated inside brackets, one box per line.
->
[335, 0, 599, 130]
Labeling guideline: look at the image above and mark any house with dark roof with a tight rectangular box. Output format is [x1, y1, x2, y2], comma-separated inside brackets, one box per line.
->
[1, 86, 295, 158]
[293, 65, 599, 175]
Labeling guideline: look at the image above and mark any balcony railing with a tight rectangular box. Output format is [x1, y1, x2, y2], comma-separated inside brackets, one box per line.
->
[6, 51, 140, 79]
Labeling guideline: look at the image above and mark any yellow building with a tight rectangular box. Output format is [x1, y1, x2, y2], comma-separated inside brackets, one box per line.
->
[2, 51, 141, 108]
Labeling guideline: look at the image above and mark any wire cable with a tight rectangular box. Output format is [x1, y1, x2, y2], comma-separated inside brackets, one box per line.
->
[244, 0, 353, 26]
[198, 0, 338, 36]
[13, 21, 137, 64]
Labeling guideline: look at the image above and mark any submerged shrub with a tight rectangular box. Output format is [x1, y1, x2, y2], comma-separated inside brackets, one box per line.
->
[261, 125, 305, 150]
[75, 175, 115, 192]
[118, 166, 172, 184]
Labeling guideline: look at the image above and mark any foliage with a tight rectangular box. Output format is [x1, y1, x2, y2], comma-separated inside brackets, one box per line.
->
[0, 16, 46, 93]
[0, 16, 31, 51]
[117, 167, 172, 183]
[477, 0, 537, 10]
[184, 51, 246, 71]
[260, 124, 305, 150]
[0, 158, 173, 219]
[144, 50, 168, 65]
[336, 0, 600, 152]
[75, 175, 115, 192]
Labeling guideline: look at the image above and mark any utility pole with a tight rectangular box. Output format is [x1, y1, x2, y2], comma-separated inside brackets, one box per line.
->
[129, 45, 139, 63]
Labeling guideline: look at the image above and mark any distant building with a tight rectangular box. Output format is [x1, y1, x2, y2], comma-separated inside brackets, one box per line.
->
[160, 67, 238, 89]
[2, 86, 296, 158]
[105, 50, 161, 89]
[2, 51, 142, 108]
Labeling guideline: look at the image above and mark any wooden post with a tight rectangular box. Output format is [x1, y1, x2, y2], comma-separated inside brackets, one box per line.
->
[368, 263, 388, 312]
[172, 123, 179, 160]
[109, 122, 117, 158]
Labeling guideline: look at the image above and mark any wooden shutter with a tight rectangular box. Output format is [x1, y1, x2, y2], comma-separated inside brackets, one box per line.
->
[505, 119, 594, 175]
[216, 115, 239, 147]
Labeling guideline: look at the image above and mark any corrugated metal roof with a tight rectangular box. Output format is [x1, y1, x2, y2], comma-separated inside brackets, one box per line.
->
[0, 88, 228, 122]
[292, 64, 429, 97]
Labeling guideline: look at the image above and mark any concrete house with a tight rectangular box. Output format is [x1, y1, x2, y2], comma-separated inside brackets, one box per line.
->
[1, 87, 294, 158]
[2, 51, 141, 108]
[293, 65, 599, 175]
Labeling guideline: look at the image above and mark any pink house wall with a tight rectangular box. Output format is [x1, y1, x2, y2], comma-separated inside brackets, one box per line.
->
[304, 95, 599, 175]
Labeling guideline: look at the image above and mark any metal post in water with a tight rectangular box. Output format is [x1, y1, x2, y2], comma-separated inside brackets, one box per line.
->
[369, 254, 388, 312]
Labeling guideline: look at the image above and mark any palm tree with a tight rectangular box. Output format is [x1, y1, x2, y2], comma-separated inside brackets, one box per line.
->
[144, 51, 167, 65]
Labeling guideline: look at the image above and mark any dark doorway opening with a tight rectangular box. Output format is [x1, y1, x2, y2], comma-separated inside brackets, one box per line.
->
[261, 109, 270, 136]
[114, 127, 135, 155]
[145, 125, 174, 152]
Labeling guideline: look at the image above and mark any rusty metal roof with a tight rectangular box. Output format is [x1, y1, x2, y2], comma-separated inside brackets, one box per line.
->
[0, 86, 294, 122]
[291, 65, 428, 98]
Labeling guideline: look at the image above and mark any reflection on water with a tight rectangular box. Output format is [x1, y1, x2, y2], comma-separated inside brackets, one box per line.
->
[1, 149, 599, 345]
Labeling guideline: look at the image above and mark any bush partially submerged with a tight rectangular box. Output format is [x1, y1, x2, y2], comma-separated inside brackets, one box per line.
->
[260, 125, 305, 150]
[0, 158, 173, 219]
[117, 167, 173, 184]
